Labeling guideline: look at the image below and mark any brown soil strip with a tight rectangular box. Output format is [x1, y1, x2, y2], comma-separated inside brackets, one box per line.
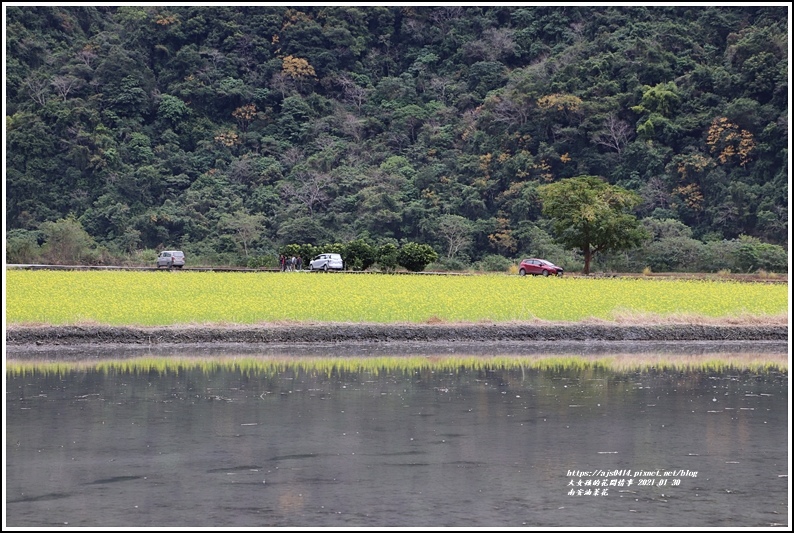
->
[5, 323, 788, 346]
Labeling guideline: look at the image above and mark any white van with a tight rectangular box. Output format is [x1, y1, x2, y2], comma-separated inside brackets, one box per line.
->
[309, 253, 344, 271]
[156, 250, 185, 268]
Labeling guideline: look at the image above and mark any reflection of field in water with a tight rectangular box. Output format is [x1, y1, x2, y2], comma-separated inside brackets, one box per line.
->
[5, 342, 789, 528]
[6, 339, 789, 371]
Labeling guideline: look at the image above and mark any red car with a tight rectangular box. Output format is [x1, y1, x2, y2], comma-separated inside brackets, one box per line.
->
[518, 258, 564, 277]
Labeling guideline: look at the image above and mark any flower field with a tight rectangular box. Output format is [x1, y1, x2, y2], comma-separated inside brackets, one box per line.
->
[5, 270, 788, 326]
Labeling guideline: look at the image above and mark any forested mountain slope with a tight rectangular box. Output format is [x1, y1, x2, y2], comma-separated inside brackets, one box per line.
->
[5, 6, 789, 271]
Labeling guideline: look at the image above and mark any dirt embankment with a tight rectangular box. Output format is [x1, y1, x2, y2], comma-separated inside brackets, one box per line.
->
[5, 322, 788, 346]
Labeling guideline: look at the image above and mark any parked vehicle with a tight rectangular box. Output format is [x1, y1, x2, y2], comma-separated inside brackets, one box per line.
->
[518, 258, 563, 277]
[309, 253, 344, 271]
[156, 250, 185, 269]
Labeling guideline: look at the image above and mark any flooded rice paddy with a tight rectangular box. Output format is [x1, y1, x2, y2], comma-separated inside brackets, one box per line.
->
[5, 341, 789, 528]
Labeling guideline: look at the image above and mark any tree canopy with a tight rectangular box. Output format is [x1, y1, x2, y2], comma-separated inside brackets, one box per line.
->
[538, 176, 648, 274]
[4, 6, 789, 272]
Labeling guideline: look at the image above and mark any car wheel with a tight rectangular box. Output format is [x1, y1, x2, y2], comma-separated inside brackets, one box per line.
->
[519, 268, 526, 276]
[557, 271, 563, 277]
[323, 263, 328, 272]
[542, 270, 549, 277]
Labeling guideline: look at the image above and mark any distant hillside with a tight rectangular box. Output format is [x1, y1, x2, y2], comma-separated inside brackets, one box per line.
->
[5, 6, 789, 271]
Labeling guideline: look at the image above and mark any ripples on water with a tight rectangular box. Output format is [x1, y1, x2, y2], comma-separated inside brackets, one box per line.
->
[5, 341, 789, 527]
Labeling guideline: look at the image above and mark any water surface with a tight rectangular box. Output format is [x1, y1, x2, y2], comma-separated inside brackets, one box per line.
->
[5, 343, 789, 527]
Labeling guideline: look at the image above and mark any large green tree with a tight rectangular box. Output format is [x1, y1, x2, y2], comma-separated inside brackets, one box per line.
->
[538, 176, 648, 274]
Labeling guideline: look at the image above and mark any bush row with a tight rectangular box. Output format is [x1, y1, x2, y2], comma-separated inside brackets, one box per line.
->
[246, 240, 439, 273]
[6, 217, 786, 274]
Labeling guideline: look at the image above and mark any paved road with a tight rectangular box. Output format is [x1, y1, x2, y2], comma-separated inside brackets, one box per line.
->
[5, 264, 786, 282]
[7, 263, 265, 272]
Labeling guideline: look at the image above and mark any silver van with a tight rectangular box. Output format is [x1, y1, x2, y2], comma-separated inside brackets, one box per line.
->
[156, 250, 185, 268]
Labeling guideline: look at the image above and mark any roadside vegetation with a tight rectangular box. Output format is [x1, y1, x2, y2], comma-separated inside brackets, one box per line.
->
[6, 215, 787, 277]
[6, 270, 787, 327]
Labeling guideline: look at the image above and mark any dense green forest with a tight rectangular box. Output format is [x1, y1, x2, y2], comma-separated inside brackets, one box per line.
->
[5, 6, 789, 272]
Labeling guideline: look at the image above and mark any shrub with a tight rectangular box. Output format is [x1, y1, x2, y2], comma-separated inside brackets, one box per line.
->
[344, 239, 377, 271]
[247, 255, 277, 269]
[397, 242, 438, 272]
[431, 256, 468, 272]
[643, 236, 705, 272]
[735, 235, 788, 273]
[473, 254, 513, 272]
[123, 248, 158, 266]
[701, 240, 741, 272]
[6, 229, 43, 264]
[753, 242, 788, 273]
[280, 243, 304, 260]
[39, 216, 103, 265]
[376, 243, 399, 273]
[298, 244, 318, 267]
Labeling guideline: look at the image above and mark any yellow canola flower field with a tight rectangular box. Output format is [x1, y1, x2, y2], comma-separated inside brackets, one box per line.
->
[5, 270, 788, 326]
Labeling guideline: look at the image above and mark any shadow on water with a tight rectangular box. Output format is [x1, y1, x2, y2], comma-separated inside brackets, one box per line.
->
[5, 341, 789, 528]
[84, 475, 143, 485]
[206, 465, 264, 473]
[7, 493, 72, 504]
